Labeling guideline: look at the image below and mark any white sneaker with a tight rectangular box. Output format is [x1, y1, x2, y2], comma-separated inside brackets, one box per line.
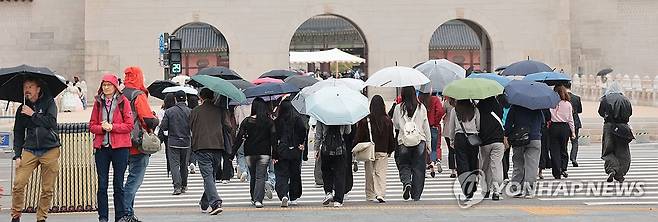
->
[221, 180, 229, 184]
[322, 193, 334, 206]
[333, 202, 343, 208]
[188, 164, 196, 174]
[281, 197, 289, 207]
[290, 200, 298, 206]
[255, 202, 264, 208]
[239, 172, 248, 182]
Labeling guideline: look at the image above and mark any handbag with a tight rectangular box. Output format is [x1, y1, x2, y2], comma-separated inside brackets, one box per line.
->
[508, 126, 530, 147]
[138, 129, 161, 154]
[459, 121, 482, 147]
[352, 118, 376, 162]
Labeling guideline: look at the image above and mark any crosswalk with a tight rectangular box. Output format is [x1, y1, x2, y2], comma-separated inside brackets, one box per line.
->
[107, 143, 658, 208]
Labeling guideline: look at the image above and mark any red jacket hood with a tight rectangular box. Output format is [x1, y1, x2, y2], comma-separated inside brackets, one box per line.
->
[98, 73, 121, 94]
[124, 66, 149, 95]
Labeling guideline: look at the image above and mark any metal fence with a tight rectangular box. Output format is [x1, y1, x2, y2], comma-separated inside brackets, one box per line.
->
[21, 122, 98, 213]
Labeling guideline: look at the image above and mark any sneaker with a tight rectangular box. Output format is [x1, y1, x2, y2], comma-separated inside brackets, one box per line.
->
[353, 161, 358, 172]
[11, 217, 20, 222]
[402, 184, 411, 201]
[322, 193, 334, 206]
[492, 193, 501, 201]
[117, 216, 132, 222]
[209, 203, 224, 215]
[450, 173, 457, 178]
[561, 171, 569, 178]
[199, 201, 209, 213]
[182, 186, 187, 193]
[265, 184, 274, 200]
[172, 188, 182, 195]
[222, 180, 229, 184]
[290, 199, 299, 206]
[376, 196, 386, 203]
[281, 197, 289, 207]
[240, 172, 248, 182]
[254, 202, 264, 208]
[189, 164, 196, 174]
[333, 202, 343, 208]
[314, 183, 323, 188]
[435, 161, 443, 173]
[430, 166, 436, 178]
[607, 172, 616, 182]
[129, 215, 143, 222]
[572, 161, 579, 167]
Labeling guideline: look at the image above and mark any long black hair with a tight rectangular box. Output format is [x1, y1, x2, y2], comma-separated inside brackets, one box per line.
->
[275, 99, 295, 126]
[418, 92, 431, 110]
[369, 95, 388, 134]
[400, 86, 418, 117]
[251, 97, 272, 126]
[455, 99, 476, 122]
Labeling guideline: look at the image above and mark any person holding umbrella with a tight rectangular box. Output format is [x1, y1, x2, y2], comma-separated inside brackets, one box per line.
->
[88, 74, 134, 222]
[476, 96, 505, 201]
[598, 82, 633, 183]
[445, 99, 481, 201]
[392, 86, 431, 201]
[10, 77, 62, 222]
[418, 91, 445, 177]
[273, 99, 306, 207]
[548, 86, 576, 179]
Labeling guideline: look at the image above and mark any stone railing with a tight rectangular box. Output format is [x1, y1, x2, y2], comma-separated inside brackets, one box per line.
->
[572, 74, 658, 106]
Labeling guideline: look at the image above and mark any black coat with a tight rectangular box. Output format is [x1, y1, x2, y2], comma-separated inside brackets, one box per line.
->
[598, 93, 632, 124]
[570, 92, 583, 129]
[161, 102, 192, 148]
[477, 97, 504, 145]
[273, 114, 306, 160]
[13, 93, 61, 159]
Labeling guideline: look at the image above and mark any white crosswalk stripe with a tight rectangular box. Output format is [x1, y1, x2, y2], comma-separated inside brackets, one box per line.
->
[106, 143, 658, 208]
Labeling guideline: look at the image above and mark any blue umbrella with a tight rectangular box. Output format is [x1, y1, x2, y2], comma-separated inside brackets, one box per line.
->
[524, 72, 571, 82]
[305, 86, 369, 125]
[501, 60, 552, 76]
[504, 80, 560, 110]
[467, 73, 511, 86]
[243, 82, 300, 98]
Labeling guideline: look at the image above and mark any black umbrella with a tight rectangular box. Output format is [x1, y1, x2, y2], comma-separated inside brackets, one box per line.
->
[0, 64, 67, 103]
[597, 68, 614, 76]
[147, 80, 178, 100]
[227, 79, 255, 91]
[259, 69, 298, 80]
[196, 66, 242, 80]
[501, 60, 552, 76]
[284, 75, 319, 89]
[243, 82, 300, 98]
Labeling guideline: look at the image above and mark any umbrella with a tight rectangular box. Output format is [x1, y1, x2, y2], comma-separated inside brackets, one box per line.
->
[190, 75, 247, 103]
[0, 65, 67, 103]
[442, 78, 503, 100]
[229, 95, 280, 106]
[501, 60, 552, 76]
[196, 66, 242, 80]
[292, 78, 365, 114]
[171, 75, 190, 86]
[504, 80, 560, 110]
[494, 66, 507, 72]
[523, 72, 571, 86]
[284, 75, 319, 88]
[260, 69, 298, 80]
[365, 66, 430, 87]
[227, 79, 255, 91]
[243, 82, 300, 98]
[147, 80, 178, 100]
[305, 86, 369, 125]
[597, 68, 614, 76]
[467, 73, 511, 86]
[252, 77, 284, 85]
[162, 86, 198, 95]
[415, 59, 466, 93]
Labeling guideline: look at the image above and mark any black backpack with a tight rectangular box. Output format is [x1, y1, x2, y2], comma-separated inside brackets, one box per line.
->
[322, 125, 344, 155]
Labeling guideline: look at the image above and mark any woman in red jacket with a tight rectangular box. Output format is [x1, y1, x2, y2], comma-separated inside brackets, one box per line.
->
[89, 74, 134, 222]
[419, 92, 445, 177]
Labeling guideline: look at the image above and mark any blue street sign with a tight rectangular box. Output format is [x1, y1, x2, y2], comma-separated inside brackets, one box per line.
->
[159, 34, 165, 54]
[0, 131, 11, 149]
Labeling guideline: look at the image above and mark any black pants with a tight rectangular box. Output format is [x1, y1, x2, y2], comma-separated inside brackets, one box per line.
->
[602, 123, 631, 180]
[344, 151, 354, 194]
[549, 122, 570, 179]
[570, 128, 580, 163]
[502, 147, 511, 180]
[455, 134, 479, 197]
[247, 155, 271, 203]
[539, 126, 552, 169]
[275, 158, 303, 201]
[216, 150, 234, 181]
[445, 137, 457, 169]
[395, 142, 427, 200]
[321, 153, 346, 203]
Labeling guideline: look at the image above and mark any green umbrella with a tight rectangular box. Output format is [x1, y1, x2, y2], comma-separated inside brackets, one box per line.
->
[190, 75, 247, 103]
[442, 78, 503, 100]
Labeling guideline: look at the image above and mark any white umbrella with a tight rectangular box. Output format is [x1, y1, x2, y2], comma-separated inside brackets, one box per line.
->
[305, 86, 369, 125]
[415, 59, 466, 93]
[171, 75, 190, 86]
[365, 66, 430, 87]
[162, 86, 198, 95]
[292, 78, 364, 114]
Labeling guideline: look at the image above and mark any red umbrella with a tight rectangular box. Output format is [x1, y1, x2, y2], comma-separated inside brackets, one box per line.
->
[252, 77, 284, 85]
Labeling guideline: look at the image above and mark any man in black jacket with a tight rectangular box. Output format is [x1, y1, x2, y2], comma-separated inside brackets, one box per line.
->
[11, 78, 61, 222]
[161, 90, 192, 195]
[566, 83, 583, 167]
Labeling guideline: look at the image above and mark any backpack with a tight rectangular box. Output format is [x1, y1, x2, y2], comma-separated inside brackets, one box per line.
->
[123, 88, 161, 154]
[322, 125, 344, 155]
[508, 126, 530, 147]
[400, 107, 423, 147]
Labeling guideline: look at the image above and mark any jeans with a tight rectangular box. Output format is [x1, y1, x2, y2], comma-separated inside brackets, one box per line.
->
[321, 153, 346, 203]
[275, 158, 302, 201]
[502, 148, 511, 180]
[395, 141, 427, 200]
[549, 122, 570, 178]
[454, 134, 479, 197]
[95, 147, 129, 221]
[570, 128, 580, 163]
[236, 144, 250, 181]
[247, 155, 271, 203]
[196, 150, 223, 209]
[167, 147, 189, 189]
[511, 140, 541, 195]
[216, 150, 234, 181]
[12, 148, 60, 221]
[124, 153, 150, 216]
[430, 127, 441, 162]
